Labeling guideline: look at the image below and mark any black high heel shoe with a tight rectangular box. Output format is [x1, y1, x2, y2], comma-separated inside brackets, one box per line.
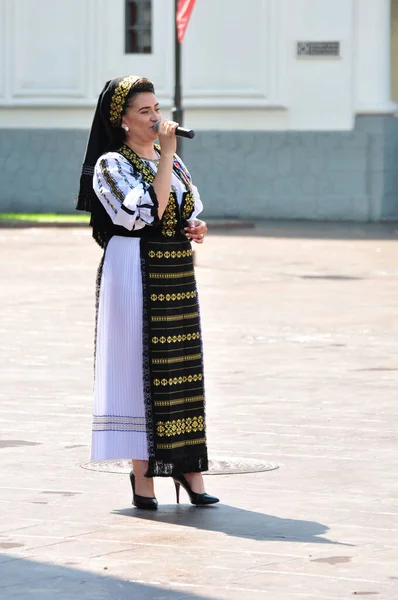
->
[129, 471, 158, 510]
[173, 474, 219, 506]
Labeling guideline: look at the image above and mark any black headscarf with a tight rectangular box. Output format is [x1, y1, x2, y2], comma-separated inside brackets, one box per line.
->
[76, 75, 142, 213]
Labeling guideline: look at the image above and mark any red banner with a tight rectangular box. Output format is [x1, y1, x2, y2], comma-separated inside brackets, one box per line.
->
[176, 0, 196, 44]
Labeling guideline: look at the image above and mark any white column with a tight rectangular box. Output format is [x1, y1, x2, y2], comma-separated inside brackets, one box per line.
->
[355, 0, 396, 114]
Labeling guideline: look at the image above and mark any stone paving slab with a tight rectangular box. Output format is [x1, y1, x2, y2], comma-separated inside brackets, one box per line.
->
[1, 224, 398, 599]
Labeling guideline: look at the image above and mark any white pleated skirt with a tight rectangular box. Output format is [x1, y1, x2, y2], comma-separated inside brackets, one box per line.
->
[91, 236, 149, 460]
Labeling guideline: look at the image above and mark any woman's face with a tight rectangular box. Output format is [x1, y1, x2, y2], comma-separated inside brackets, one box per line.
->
[122, 92, 161, 143]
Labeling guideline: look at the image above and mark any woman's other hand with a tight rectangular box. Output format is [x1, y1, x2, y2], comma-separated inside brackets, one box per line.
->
[157, 119, 178, 157]
[185, 220, 208, 244]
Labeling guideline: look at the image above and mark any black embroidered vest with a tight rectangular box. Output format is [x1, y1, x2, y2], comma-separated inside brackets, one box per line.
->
[90, 145, 195, 248]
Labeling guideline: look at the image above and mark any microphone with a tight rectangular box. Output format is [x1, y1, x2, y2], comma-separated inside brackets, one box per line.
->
[154, 120, 195, 139]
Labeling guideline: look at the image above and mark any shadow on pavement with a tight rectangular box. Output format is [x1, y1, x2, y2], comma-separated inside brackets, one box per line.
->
[0, 554, 212, 600]
[113, 504, 352, 546]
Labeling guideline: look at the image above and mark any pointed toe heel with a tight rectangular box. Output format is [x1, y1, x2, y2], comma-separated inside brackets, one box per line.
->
[173, 474, 219, 506]
[129, 471, 158, 510]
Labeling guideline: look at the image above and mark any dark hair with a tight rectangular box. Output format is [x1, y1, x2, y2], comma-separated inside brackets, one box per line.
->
[108, 77, 155, 148]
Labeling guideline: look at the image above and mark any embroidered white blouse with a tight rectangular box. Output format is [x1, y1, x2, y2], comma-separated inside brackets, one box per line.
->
[93, 151, 203, 231]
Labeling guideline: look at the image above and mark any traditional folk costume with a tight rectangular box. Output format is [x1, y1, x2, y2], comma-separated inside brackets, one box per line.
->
[77, 77, 208, 478]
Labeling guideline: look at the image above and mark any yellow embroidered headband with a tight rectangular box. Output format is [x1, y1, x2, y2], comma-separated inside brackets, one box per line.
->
[109, 75, 140, 128]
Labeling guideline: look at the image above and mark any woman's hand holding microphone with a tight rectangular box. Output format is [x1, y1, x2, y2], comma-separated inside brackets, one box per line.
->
[157, 119, 178, 157]
[157, 120, 207, 243]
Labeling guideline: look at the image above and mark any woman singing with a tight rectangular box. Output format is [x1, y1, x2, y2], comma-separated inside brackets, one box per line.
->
[77, 75, 219, 510]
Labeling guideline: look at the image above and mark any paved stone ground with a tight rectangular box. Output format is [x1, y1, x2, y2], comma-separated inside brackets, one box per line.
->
[1, 223, 398, 599]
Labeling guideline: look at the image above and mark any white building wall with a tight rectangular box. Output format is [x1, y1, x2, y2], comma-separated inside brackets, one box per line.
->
[355, 0, 396, 114]
[391, 0, 398, 103]
[284, 0, 354, 130]
[1, 0, 398, 221]
[0, 0, 395, 131]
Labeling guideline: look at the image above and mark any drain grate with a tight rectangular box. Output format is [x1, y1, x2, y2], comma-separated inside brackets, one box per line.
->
[80, 457, 278, 475]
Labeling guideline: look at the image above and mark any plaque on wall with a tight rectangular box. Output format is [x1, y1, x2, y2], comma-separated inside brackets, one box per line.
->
[296, 42, 340, 58]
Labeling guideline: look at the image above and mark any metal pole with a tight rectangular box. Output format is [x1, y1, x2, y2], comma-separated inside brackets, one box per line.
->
[172, 0, 183, 156]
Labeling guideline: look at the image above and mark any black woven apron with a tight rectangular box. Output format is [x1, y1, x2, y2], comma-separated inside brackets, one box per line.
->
[141, 236, 208, 476]
[118, 145, 208, 477]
